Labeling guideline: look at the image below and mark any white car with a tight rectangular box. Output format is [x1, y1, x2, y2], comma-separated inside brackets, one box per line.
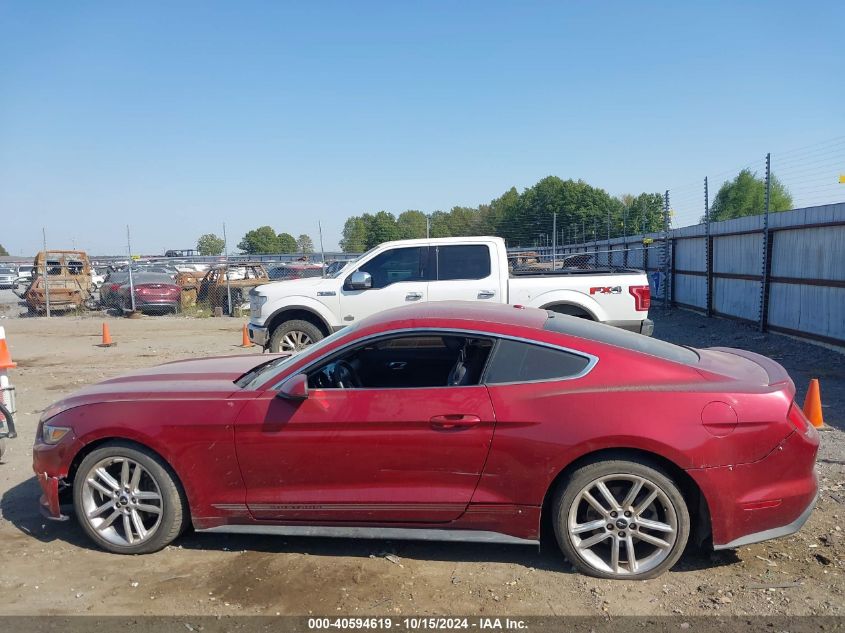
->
[248, 236, 654, 353]
[0, 266, 18, 289]
[90, 267, 106, 289]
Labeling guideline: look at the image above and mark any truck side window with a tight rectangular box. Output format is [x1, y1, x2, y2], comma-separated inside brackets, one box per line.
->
[437, 245, 491, 281]
[359, 247, 428, 289]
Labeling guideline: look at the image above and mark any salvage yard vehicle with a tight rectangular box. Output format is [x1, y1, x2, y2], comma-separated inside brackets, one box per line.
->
[248, 236, 654, 353]
[0, 265, 18, 289]
[268, 263, 324, 281]
[116, 272, 181, 314]
[199, 263, 269, 314]
[17, 250, 98, 313]
[33, 301, 818, 579]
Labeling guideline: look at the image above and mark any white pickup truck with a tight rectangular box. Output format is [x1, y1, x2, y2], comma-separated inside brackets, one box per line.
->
[248, 236, 654, 352]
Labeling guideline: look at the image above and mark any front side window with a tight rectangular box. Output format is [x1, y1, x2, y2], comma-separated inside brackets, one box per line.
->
[358, 247, 428, 289]
[436, 244, 492, 281]
[307, 333, 493, 389]
[484, 339, 591, 384]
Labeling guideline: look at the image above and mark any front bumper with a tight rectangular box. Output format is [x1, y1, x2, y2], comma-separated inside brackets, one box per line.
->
[36, 471, 69, 521]
[248, 322, 270, 347]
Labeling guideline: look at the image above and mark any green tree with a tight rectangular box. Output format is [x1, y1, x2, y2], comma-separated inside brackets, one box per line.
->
[620, 193, 665, 235]
[277, 232, 298, 253]
[237, 226, 280, 254]
[340, 216, 368, 252]
[296, 234, 314, 253]
[364, 211, 399, 249]
[0, 243, 8, 256]
[710, 169, 793, 222]
[396, 210, 428, 239]
[196, 233, 225, 256]
[428, 210, 453, 238]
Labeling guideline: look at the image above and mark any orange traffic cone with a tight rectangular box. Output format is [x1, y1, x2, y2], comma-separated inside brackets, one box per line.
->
[803, 378, 824, 428]
[0, 327, 16, 369]
[97, 322, 116, 348]
[240, 323, 253, 348]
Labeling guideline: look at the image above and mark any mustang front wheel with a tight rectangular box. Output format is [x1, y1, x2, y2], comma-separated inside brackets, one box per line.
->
[553, 458, 690, 579]
[73, 442, 186, 554]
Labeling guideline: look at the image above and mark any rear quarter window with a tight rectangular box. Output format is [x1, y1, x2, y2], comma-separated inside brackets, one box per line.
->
[484, 338, 592, 384]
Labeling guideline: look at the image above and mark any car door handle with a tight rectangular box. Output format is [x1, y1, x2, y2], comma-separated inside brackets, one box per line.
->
[405, 292, 423, 301]
[388, 361, 407, 370]
[429, 414, 482, 430]
[478, 289, 496, 298]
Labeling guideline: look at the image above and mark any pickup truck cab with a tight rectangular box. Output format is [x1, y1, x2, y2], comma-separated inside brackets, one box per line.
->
[248, 236, 653, 352]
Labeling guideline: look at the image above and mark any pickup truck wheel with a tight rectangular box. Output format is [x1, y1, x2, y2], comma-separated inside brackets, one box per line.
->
[269, 320, 324, 353]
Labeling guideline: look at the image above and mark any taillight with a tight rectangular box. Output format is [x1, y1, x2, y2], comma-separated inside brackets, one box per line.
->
[787, 402, 811, 432]
[629, 285, 651, 311]
[109, 283, 120, 292]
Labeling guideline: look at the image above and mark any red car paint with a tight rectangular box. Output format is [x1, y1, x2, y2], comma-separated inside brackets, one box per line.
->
[32, 302, 818, 549]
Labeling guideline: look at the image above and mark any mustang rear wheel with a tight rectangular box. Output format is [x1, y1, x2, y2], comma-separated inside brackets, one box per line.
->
[73, 442, 186, 554]
[553, 458, 690, 579]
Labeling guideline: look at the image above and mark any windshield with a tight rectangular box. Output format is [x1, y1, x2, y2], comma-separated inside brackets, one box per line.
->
[329, 247, 379, 278]
[237, 323, 361, 390]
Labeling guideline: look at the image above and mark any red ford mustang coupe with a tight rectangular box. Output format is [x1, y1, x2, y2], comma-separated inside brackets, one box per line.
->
[33, 302, 819, 579]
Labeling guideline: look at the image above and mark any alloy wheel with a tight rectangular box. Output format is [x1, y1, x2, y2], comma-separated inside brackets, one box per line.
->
[567, 474, 678, 576]
[80, 456, 163, 546]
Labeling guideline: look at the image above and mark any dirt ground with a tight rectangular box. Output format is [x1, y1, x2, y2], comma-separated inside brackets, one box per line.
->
[0, 305, 843, 617]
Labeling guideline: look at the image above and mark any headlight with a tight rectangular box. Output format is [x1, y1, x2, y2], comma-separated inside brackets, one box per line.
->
[250, 293, 267, 316]
[42, 423, 72, 444]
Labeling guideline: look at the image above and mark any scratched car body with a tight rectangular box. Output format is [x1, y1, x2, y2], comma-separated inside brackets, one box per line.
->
[33, 302, 818, 579]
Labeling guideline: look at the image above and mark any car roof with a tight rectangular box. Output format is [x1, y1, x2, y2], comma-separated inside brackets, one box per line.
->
[359, 301, 548, 333]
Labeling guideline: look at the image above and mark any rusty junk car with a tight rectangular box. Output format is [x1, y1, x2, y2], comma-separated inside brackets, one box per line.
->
[178, 263, 269, 313]
[16, 251, 99, 314]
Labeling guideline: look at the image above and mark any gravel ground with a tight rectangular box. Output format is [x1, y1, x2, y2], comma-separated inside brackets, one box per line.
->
[0, 306, 842, 616]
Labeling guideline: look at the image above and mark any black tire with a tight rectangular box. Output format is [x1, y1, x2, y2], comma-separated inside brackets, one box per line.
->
[268, 319, 324, 353]
[552, 458, 690, 580]
[72, 442, 187, 554]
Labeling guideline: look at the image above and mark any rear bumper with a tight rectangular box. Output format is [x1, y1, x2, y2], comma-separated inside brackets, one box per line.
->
[605, 318, 654, 336]
[248, 323, 270, 347]
[713, 491, 818, 550]
[134, 299, 179, 311]
[689, 428, 819, 549]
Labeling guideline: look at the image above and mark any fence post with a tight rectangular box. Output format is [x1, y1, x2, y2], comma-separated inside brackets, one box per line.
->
[622, 205, 629, 267]
[41, 228, 51, 318]
[662, 190, 670, 308]
[759, 153, 773, 332]
[704, 177, 712, 317]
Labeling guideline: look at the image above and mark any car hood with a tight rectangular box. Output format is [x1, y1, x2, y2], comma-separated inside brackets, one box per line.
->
[41, 354, 286, 419]
[256, 276, 329, 294]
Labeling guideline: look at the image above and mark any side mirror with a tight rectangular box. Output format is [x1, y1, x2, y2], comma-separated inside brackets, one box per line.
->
[345, 270, 372, 291]
[278, 373, 309, 400]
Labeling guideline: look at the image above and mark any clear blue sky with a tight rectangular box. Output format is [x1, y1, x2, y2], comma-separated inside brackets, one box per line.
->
[1, 1, 843, 255]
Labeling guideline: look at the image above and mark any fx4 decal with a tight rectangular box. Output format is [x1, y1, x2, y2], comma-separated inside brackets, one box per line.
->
[590, 286, 623, 295]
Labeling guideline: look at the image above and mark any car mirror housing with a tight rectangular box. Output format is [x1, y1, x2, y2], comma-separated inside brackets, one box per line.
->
[345, 271, 372, 291]
[278, 373, 309, 400]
